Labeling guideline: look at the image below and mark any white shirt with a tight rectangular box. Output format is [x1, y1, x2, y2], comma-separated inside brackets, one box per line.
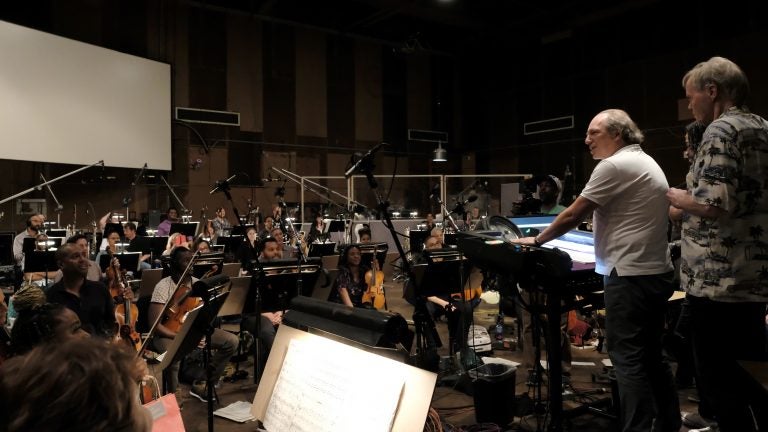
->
[580, 144, 672, 276]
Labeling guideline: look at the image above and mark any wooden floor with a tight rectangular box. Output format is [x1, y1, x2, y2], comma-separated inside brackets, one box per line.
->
[164, 277, 706, 432]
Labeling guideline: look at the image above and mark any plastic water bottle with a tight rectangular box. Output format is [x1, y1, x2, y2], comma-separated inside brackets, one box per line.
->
[495, 314, 504, 340]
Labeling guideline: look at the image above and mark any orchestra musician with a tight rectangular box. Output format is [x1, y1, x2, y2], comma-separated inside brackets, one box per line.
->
[46, 244, 116, 339]
[329, 244, 370, 308]
[124, 222, 152, 270]
[357, 227, 372, 244]
[305, 214, 327, 244]
[155, 207, 179, 237]
[240, 237, 283, 379]
[259, 215, 275, 240]
[13, 213, 44, 269]
[237, 226, 260, 276]
[270, 227, 297, 259]
[211, 207, 231, 238]
[8, 285, 88, 356]
[52, 234, 101, 283]
[512, 109, 680, 432]
[147, 246, 237, 402]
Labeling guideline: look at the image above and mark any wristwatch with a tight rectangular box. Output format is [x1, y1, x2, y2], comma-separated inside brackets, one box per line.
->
[533, 235, 543, 247]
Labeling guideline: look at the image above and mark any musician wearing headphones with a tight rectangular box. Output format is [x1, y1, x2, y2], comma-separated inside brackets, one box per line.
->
[147, 246, 237, 402]
[13, 213, 45, 269]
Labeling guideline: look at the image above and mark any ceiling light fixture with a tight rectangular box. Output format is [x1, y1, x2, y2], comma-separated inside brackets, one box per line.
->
[433, 143, 447, 162]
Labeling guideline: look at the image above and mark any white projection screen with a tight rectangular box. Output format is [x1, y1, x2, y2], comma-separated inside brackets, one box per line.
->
[0, 20, 171, 170]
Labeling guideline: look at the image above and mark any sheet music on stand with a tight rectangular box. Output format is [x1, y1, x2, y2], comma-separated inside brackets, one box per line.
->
[262, 337, 405, 432]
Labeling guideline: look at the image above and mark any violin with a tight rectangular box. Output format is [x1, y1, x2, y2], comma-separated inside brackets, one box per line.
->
[162, 266, 215, 333]
[362, 245, 386, 310]
[106, 253, 141, 351]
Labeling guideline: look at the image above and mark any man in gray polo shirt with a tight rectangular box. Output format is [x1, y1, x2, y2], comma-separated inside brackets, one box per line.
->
[513, 109, 679, 432]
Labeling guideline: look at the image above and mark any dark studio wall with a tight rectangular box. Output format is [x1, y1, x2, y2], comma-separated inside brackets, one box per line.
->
[1, 0, 768, 231]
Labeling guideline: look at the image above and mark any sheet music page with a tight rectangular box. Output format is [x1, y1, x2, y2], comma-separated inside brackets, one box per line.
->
[263, 338, 405, 432]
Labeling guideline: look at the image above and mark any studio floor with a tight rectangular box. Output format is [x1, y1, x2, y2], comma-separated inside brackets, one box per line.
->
[160, 278, 711, 432]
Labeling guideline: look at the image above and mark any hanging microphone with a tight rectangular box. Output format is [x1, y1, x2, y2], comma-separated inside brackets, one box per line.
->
[344, 142, 388, 178]
[210, 174, 238, 194]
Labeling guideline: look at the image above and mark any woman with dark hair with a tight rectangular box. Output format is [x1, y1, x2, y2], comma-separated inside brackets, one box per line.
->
[0, 337, 152, 432]
[306, 214, 326, 244]
[330, 245, 370, 307]
[238, 226, 260, 276]
[7, 285, 88, 357]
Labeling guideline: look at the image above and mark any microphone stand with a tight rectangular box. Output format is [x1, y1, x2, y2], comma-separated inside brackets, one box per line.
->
[274, 185, 305, 297]
[39, 174, 64, 228]
[435, 196, 460, 232]
[159, 175, 191, 219]
[122, 163, 147, 223]
[210, 176, 244, 228]
[345, 150, 411, 310]
[0, 160, 104, 205]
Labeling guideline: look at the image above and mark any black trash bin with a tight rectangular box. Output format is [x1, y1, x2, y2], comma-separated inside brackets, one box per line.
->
[469, 363, 517, 426]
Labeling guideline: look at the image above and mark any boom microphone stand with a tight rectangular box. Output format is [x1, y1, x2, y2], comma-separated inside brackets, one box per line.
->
[0, 160, 104, 205]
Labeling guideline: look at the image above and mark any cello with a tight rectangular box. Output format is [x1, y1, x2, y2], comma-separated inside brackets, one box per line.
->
[362, 245, 386, 310]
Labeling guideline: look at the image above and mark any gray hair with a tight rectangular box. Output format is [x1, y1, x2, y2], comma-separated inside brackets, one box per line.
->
[598, 109, 644, 145]
[682, 56, 749, 107]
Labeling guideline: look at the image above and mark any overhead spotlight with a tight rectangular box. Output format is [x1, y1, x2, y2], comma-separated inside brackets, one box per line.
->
[433, 143, 447, 162]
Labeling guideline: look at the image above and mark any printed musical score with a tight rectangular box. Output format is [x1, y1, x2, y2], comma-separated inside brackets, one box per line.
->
[263, 338, 405, 432]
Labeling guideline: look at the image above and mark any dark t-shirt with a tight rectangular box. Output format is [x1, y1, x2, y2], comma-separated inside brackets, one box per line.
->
[46, 279, 116, 338]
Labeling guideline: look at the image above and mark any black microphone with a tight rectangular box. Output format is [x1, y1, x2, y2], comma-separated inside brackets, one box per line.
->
[344, 142, 388, 178]
[465, 195, 478, 204]
[210, 174, 238, 194]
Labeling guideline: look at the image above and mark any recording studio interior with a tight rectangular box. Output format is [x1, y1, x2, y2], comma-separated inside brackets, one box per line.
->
[0, 1, 767, 432]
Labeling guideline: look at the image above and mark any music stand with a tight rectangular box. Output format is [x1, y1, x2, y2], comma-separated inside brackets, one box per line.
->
[148, 237, 168, 260]
[259, 258, 323, 305]
[45, 229, 67, 238]
[327, 220, 346, 244]
[157, 285, 230, 431]
[98, 251, 141, 273]
[192, 252, 225, 278]
[23, 250, 58, 289]
[408, 229, 429, 253]
[22, 237, 37, 255]
[0, 232, 13, 266]
[170, 222, 199, 240]
[355, 242, 388, 269]
[216, 235, 244, 255]
[308, 242, 336, 257]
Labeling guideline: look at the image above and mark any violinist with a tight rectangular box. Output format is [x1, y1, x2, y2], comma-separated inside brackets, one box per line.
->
[330, 245, 370, 308]
[147, 246, 237, 402]
[46, 244, 116, 338]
